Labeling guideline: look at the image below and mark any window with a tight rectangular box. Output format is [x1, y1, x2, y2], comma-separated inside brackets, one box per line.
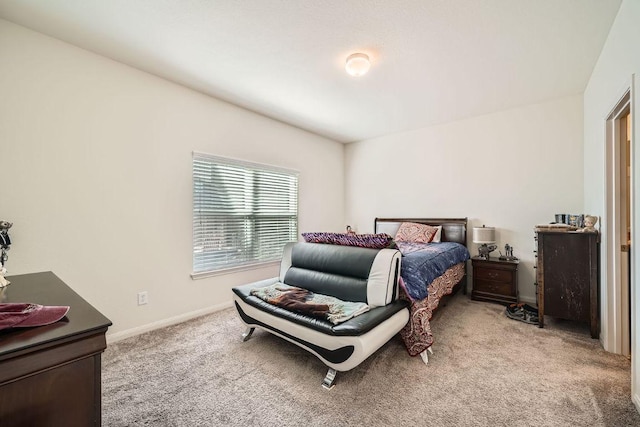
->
[192, 152, 298, 276]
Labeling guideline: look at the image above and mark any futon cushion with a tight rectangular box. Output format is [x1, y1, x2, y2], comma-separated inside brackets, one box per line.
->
[278, 242, 401, 307]
[233, 283, 409, 336]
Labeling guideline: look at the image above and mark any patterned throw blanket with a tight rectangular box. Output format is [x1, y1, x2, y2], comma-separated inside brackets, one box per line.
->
[250, 283, 369, 325]
[397, 242, 470, 301]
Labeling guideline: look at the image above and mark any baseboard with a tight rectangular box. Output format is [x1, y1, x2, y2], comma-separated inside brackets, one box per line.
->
[633, 392, 640, 413]
[106, 301, 233, 344]
[518, 296, 537, 305]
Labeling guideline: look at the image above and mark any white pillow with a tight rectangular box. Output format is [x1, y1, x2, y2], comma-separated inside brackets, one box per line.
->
[431, 226, 443, 243]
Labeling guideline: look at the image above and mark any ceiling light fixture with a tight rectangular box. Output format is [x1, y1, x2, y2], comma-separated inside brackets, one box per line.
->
[345, 53, 370, 77]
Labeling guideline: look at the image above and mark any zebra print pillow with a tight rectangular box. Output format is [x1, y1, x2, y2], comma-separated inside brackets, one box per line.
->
[301, 232, 395, 249]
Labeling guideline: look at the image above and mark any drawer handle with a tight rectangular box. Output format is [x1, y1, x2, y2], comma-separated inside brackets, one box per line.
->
[487, 272, 499, 279]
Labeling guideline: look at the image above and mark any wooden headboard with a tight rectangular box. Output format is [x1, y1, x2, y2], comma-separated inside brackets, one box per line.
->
[374, 218, 468, 246]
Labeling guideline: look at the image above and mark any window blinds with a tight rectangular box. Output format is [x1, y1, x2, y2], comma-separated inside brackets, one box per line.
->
[192, 153, 299, 274]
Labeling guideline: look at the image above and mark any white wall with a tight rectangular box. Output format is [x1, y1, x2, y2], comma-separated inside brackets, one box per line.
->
[583, 0, 640, 410]
[0, 19, 345, 339]
[345, 95, 584, 302]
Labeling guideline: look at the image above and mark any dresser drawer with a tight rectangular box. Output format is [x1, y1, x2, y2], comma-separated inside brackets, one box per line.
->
[471, 257, 519, 305]
[474, 267, 512, 283]
[473, 279, 514, 296]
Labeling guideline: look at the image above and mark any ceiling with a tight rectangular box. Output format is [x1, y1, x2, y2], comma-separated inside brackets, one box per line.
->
[0, 0, 622, 143]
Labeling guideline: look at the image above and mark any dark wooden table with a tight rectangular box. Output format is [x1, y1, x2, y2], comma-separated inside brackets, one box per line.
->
[0, 272, 112, 426]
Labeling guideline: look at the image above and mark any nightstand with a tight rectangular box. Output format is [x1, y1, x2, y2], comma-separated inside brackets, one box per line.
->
[471, 257, 519, 305]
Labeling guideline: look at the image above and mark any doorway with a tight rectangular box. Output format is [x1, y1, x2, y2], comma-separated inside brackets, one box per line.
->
[606, 90, 632, 356]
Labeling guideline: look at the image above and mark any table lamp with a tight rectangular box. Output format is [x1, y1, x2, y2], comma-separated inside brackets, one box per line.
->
[473, 225, 496, 259]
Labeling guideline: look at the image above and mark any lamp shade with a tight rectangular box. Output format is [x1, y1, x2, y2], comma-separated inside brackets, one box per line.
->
[472, 226, 496, 244]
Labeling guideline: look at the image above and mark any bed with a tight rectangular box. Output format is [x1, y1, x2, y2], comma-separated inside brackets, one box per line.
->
[374, 217, 470, 363]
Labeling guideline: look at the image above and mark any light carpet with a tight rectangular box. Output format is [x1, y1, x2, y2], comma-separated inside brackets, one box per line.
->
[103, 293, 640, 426]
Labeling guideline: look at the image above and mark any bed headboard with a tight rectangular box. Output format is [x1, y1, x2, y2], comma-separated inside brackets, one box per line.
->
[374, 218, 468, 246]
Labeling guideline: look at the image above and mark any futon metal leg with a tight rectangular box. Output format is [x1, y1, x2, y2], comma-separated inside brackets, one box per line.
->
[419, 346, 434, 365]
[242, 327, 255, 342]
[322, 368, 337, 390]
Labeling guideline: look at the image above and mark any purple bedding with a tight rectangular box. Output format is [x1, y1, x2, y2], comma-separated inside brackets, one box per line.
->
[397, 242, 470, 301]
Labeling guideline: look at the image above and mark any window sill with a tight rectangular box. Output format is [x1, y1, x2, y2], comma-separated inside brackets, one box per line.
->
[191, 260, 280, 280]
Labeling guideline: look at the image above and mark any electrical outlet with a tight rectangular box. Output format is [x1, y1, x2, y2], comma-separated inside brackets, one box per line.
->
[137, 291, 148, 306]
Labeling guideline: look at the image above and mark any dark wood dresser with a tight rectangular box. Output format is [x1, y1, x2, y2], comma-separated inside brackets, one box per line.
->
[535, 230, 599, 338]
[471, 257, 519, 305]
[0, 272, 112, 426]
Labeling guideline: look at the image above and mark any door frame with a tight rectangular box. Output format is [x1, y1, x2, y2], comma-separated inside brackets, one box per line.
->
[605, 88, 632, 355]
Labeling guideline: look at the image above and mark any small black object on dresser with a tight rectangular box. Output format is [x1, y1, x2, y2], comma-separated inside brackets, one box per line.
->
[534, 230, 599, 338]
[471, 257, 519, 305]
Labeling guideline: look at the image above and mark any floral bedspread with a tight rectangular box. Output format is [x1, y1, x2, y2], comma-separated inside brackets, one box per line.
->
[397, 242, 470, 301]
[399, 263, 466, 356]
